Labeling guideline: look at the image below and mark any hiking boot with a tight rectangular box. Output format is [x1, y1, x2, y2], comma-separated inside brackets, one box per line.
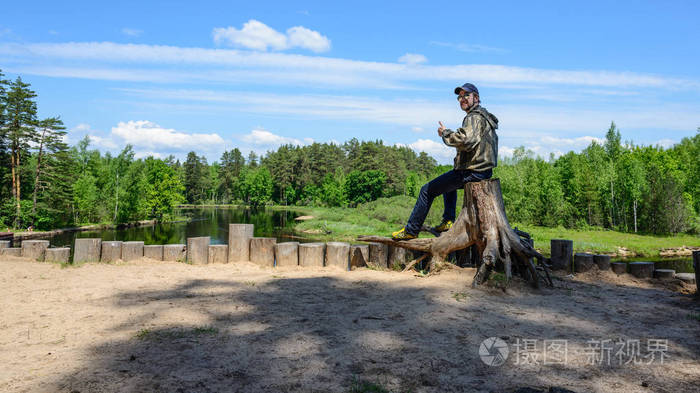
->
[392, 227, 417, 240]
[434, 220, 453, 232]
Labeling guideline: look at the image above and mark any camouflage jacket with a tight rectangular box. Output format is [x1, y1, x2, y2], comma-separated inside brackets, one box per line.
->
[441, 105, 499, 172]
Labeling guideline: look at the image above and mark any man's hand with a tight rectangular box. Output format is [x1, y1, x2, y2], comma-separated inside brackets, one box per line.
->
[437, 121, 446, 137]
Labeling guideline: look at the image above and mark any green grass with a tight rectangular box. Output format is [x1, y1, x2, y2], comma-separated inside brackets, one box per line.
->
[285, 196, 699, 258]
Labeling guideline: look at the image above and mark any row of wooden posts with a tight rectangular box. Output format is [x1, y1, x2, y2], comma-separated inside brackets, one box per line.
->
[550, 239, 699, 286]
[0, 224, 415, 270]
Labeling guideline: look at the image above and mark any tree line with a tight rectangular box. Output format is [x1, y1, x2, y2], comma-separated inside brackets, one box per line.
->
[1, 71, 698, 234]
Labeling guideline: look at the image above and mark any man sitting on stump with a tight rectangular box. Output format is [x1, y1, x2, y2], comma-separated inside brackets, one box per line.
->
[392, 82, 499, 240]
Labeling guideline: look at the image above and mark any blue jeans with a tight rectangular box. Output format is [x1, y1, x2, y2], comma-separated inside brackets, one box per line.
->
[405, 169, 492, 235]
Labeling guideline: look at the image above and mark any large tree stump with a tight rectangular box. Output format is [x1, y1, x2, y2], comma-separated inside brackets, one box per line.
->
[358, 179, 551, 288]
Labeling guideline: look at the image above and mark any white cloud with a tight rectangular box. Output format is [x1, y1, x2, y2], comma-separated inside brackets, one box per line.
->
[110, 120, 225, 151]
[88, 134, 118, 149]
[121, 28, 142, 37]
[241, 128, 313, 147]
[73, 123, 91, 132]
[411, 127, 424, 133]
[286, 26, 331, 52]
[408, 139, 454, 161]
[398, 53, 427, 65]
[654, 138, 675, 148]
[499, 146, 515, 157]
[3, 41, 694, 91]
[212, 20, 330, 53]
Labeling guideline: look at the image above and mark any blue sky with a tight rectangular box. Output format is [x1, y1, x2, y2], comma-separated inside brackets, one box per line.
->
[1, 0, 698, 163]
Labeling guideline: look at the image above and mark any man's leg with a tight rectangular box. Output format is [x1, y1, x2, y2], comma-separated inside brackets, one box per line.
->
[441, 169, 493, 223]
[405, 170, 465, 235]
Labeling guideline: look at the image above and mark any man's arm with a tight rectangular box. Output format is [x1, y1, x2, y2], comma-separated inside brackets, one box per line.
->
[441, 115, 483, 150]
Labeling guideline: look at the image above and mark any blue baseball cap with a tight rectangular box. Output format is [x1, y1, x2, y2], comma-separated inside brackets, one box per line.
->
[454, 83, 479, 95]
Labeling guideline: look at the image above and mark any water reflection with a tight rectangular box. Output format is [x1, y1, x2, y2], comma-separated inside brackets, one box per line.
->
[47, 207, 302, 248]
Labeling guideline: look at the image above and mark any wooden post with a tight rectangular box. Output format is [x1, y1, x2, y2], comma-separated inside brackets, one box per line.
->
[350, 244, 369, 268]
[550, 239, 573, 271]
[45, 248, 70, 263]
[1, 248, 21, 257]
[250, 237, 276, 267]
[163, 244, 186, 262]
[144, 245, 164, 260]
[0, 240, 10, 250]
[274, 242, 299, 267]
[101, 241, 122, 262]
[74, 238, 102, 263]
[611, 262, 627, 275]
[121, 241, 144, 262]
[574, 253, 594, 273]
[299, 243, 325, 267]
[326, 242, 350, 270]
[228, 224, 254, 263]
[368, 242, 388, 269]
[593, 254, 611, 270]
[208, 245, 228, 264]
[629, 262, 654, 278]
[187, 237, 210, 265]
[21, 240, 49, 261]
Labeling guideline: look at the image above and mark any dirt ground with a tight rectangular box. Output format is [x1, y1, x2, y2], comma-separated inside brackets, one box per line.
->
[0, 256, 698, 393]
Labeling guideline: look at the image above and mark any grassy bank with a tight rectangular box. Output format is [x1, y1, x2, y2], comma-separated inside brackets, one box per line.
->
[286, 195, 699, 258]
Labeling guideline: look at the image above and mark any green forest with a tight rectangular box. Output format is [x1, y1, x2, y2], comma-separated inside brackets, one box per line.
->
[1, 71, 698, 235]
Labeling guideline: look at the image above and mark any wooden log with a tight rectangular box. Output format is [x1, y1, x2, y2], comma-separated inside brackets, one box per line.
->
[694, 251, 700, 295]
[629, 262, 654, 278]
[143, 245, 164, 260]
[368, 242, 388, 269]
[593, 254, 611, 270]
[611, 262, 627, 275]
[101, 241, 122, 262]
[163, 244, 186, 262]
[74, 238, 102, 263]
[1, 247, 21, 257]
[675, 273, 696, 285]
[45, 248, 70, 263]
[250, 237, 276, 267]
[350, 244, 369, 268]
[654, 269, 675, 280]
[121, 241, 144, 262]
[274, 242, 299, 267]
[208, 245, 228, 264]
[228, 224, 254, 263]
[550, 239, 573, 271]
[574, 253, 595, 273]
[187, 237, 210, 265]
[388, 245, 410, 270]
[21, 240, 50, 261]
[0, 240, 10, 249]
[326, 242, 350, 270]
[299, 242, 325, 267]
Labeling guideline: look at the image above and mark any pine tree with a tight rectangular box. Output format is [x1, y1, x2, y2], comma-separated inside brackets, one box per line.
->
[2, 77, 38, 228]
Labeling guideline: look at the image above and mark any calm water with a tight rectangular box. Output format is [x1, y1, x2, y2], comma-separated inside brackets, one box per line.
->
[40, 207, 304, 248]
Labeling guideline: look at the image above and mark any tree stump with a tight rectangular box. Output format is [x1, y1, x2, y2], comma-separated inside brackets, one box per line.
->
[101, 241, 122, 262]
[187, 237, 210, 265]
[574, 253, 594, 273]
[326, 242, 351, 270]
[21, 240, 50, 261]
[299, 243, 325, 267]
[163, 244, 186, 262]
[208, 245, 228, 264]
[350, 244, 369, 268]
[121, 241, 144, 262]
[629, 262, 654, 278]
[368, 242, 388, 269]
[45, 248, 70, 263]
[74, 238, 102, 263]
[550, 239, 573, 271]
[144, 245, 164, 260]
[359, 179, 551, 288]
[654, 269, 675, 280]
[611, 262, 627, 275]
[593, 254, 611, 270]
[250, 237, 276, 267]
[274, 242, 299, 267]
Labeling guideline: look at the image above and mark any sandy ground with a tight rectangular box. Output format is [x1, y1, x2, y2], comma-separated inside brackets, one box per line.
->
[0, 257, 698, 393]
